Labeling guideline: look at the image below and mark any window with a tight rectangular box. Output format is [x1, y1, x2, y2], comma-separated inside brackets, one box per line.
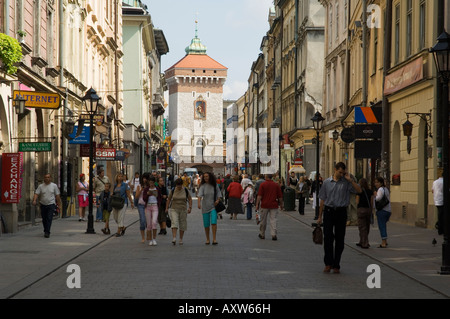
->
[406, 0, 412, 57]
[419, 0, 426, 49]
[336, 4, 339, 39]
[394, 4, 400, 64]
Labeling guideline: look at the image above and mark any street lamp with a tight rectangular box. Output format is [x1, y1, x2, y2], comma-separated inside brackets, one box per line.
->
[311, 111, 325, 220]
[137, 124, 146, 174]
[430, 31, 450, 275]
[82, 88, 100, 234]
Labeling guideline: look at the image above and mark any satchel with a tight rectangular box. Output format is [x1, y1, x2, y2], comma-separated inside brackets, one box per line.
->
[375, 187, 389, 211]
[313, 226, 323, 245]
[110, 194, 125, 209]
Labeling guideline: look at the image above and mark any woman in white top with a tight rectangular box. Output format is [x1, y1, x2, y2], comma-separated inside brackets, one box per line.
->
[76, 174, 89, 221]
[374, 177, 391, 248]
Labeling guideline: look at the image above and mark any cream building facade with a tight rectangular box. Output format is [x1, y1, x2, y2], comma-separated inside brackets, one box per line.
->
[0, 0, 127, 232]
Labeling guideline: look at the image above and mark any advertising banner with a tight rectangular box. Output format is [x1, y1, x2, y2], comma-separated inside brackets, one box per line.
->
[1, 153, 24, 203]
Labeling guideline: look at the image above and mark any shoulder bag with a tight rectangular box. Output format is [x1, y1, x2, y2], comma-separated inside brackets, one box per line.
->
[375, 187, 389, 211]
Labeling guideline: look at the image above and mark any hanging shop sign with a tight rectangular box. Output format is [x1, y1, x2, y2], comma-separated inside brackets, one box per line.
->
[1, 153, 24, 204]
[68, 126, 90, 144]
[96, 148, 116, 161]
[13, 90, 61, 109]
[18, 142, 52, 152]
[340, 127, 355, 143]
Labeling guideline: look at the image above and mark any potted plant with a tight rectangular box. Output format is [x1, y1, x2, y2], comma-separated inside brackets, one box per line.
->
[0, 33, 23, 74]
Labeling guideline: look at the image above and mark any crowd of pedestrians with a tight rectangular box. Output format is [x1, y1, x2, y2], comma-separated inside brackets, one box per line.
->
[31, 165, 444, 275]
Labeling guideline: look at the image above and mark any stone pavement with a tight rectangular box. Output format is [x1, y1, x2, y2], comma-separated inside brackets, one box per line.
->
[0, 197, 449, 299]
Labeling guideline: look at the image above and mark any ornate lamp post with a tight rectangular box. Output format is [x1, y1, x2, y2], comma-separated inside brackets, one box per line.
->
[430, 31, 450, 274]
[311, 111, 325, 220]
[82, 88, 100, 234]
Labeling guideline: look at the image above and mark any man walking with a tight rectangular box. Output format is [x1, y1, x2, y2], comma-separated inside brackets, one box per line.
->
[432, 169, 444, 235]
[255, 174, 283, 241]
[317, 162, 361, 273]
[94, 168, 110, 222]
[32, 173, 62, 238]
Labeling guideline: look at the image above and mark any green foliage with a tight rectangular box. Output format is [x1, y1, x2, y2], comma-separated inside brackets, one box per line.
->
[0, 33, 23, 75]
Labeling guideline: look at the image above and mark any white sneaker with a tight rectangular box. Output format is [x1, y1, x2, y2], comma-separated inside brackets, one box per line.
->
[152, 239, 157, 246]
[149, 240, 153, 246]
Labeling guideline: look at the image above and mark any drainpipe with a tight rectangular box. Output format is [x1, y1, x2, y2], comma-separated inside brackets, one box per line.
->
[361, 0, 367, 108]
[381, 0, 392, 184]
[59, 0, 69, 217]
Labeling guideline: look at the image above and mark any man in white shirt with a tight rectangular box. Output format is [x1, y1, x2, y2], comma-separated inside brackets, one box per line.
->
[432, 170, 444, 235]
[32, 173, 62, 238]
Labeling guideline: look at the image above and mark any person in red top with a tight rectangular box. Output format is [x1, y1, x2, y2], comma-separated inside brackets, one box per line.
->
[255, 174, 283, 240]
[226, 175, 244, 220]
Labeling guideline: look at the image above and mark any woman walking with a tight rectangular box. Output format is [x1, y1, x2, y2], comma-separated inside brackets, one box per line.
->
[158, 176, 169, 235]
[296, 176, 309, 215]
[143, 176, 161, 246]
[112, 173, 134, 237]
[135, 173, 149, 243]
[76, 174, 89, 221]
[356, 178, 373, 249]
[226, 175, 244, 219]
[242, 182, 254, 220]
[374, 177, 391, 248]
[166, 178, 192, 245]
[198, 172, 222, 245]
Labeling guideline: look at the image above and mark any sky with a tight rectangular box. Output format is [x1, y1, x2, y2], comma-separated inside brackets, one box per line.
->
[143, 0, 274, 101]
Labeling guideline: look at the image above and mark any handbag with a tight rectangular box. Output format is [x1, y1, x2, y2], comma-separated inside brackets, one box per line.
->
[312, 225, 323, 245]
[166, 213, 172, 228]
[375, 187, 389, 211]
[214, 185, 226, 212]
[110, 194, 125, 209]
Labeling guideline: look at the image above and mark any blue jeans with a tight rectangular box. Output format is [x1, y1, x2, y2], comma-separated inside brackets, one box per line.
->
[96, 195, 102, 221]
[40, 204, 56, 234]
[137, 204, 146, 231]
[246, 203, 253, 219]
[376, 209, 391, 239]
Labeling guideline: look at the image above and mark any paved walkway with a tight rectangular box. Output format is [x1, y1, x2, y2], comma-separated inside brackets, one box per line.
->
[0, 198, 449, 299]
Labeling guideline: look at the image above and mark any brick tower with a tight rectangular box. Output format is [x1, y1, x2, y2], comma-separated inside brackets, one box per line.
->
[165, 21, 228, 175]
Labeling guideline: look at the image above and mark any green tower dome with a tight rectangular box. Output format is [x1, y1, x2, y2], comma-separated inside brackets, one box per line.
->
[185, 21, 207, 55]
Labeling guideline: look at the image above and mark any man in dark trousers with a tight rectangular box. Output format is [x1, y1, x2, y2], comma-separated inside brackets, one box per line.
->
[317, 162, 361, 273]
[32, 173, 62, 238]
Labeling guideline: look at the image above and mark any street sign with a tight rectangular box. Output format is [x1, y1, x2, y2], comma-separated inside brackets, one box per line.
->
[1, 153, 24, 204]
[18, 142, 52, 152]
[13, 90, 60, 109]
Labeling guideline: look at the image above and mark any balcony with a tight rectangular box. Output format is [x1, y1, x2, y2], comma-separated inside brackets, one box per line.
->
[151, 93, 165, 118]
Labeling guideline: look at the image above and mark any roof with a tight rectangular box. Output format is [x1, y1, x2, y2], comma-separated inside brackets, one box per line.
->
[166, 54, 227, 72]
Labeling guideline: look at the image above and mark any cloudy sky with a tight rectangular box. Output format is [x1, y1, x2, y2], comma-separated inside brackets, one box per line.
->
[143, 0, 274, 101]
